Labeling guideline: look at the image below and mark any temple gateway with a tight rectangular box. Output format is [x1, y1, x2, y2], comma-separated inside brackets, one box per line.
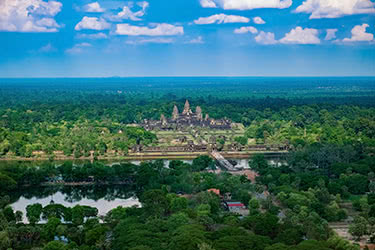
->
[141, 100, 232, 131]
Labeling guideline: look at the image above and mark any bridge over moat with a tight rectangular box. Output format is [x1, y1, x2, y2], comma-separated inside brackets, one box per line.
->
[210, 150, 288, 171]
[210, 150, 236, 171]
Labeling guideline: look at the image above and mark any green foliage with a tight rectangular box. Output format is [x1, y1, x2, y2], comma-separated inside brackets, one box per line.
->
[26, 203, 43, 225]
[0, 82, 374, 250]
[71, 205, 85, 226]
[42, 204, 70, 221]
[140, 189, 169, 218]
[234, 136, 247, 145]
[243, 212, 280, 238]
[167, 212, 190, 231]
[250, 154, 269, 171]
[170, 196, 188, 213]
[349, 216, 368, 241]
[0, 151, 373, 250]
[169, 224, 208, 250]
[0, 230, 11, 250]
[0, 173, 17, 192]
[213, 234, 271, 250]
[42, 217, 61, 241]
[295, 240, 331, 250]
[275, 227, 303, 245]
[104, 206, 128, 226]
[192, 191, 221, 215]
[326, 236, 360, 250]
[192, 156, 215, 172]
[43, 240, 67, 250]
[3, 206, 15, 222]
[0, 196, 10, 209]
[113, 218, 164, 250]
[129, 246, 152, 250]
[84, 224, 108, 246]
[249, 198, 260, 215]
[265, 243, 291, 250]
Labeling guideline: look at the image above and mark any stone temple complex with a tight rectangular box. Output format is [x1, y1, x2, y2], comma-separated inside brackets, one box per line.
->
[141, 100, 232, 131]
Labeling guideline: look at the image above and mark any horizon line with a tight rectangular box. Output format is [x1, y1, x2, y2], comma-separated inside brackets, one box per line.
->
[1, 75, 375, 79]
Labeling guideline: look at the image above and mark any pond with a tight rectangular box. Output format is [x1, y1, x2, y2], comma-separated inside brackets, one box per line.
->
[10, 185, 140, 223]
[7, 157, 284, 223]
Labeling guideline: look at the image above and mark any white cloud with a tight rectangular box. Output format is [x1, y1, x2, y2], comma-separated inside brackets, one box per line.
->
[295, 0, 375, 19]
[200, 0, 292, 10]
[343, 24, 374, 42]
[77, 42, 92, 47]
[65, 47, 83, 54]
[280, 26, 320, 44]
[112, 1, 149, 21]
[35, 18, 60, 28]
[126, 37, 174, 45]
[75, 17, 110, 31]
[325, 29, 338, 40]
[194, 14, 250, 24]
[253, 17, 265, 24]
[25, 1, 61, 15]
[65, 43, 92, 54]
[255, 27, 322, 45]
[0, 0, 62, 32]
[200, 0, 217, 8]
[255, 31, 278, 44]
[186, 36, 204, 44]
[234, 26, 258, 34]
[116, 23, 184, 36]
[84, 2, 105, 13]
[38, 43, 56, 53]
[76, 32, 108, 39]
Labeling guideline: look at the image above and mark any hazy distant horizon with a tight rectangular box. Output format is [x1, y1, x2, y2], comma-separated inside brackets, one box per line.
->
[1, 76, 375, 79]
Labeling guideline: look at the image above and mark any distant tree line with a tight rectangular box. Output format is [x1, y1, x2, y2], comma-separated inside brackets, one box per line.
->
[0, 88, 374, 157]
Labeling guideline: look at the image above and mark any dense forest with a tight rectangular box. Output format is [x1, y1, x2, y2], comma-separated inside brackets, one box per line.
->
[0, 78, 374, 157]
[0, 152, 371, 250]
[0, 77, 374, 249]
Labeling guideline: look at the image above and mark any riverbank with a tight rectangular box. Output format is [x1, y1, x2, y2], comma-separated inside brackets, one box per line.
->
[41, 181, 130, 186]
[0, 150, 288, 161]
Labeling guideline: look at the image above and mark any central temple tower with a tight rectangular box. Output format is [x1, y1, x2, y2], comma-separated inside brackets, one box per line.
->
[182, 100, 192, 115]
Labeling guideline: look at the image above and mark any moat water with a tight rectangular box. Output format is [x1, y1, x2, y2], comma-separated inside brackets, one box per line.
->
[127, 158, 252, 168]
[8, 158, 284, 223]
[10, 185, 139, 223]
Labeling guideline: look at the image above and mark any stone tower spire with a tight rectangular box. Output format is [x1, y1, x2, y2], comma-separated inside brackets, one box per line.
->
[172, 105, 179, 120]
[196, 106, 203, 120]
[182, 100, 192, 115]
[160, 114, 167, 125]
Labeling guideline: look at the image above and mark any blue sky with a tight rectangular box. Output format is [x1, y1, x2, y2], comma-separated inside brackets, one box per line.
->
[0, 0, 374, 77]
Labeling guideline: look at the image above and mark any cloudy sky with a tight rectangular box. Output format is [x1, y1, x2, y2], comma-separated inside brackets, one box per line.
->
[0, 0, 374, 77]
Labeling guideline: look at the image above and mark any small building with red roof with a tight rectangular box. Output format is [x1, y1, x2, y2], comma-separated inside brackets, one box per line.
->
[224, 201, 247, 214]
[207, 188, 221, 196]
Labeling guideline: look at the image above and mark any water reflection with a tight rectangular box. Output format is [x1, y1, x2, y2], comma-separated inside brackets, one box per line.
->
[10, 185, 139, 223]
[6, 158, 285, 223]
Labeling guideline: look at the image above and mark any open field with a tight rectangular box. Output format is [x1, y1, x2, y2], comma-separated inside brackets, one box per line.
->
[154, 123, 246, 147]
